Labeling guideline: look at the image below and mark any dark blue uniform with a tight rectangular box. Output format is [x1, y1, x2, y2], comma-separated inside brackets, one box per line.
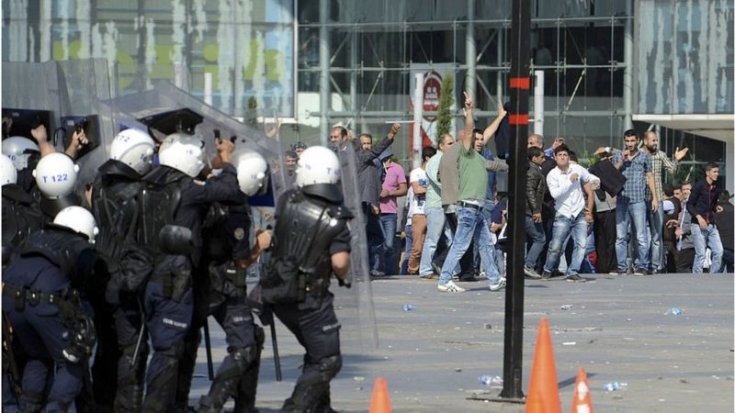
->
[196, 197, 264, 413]
[1, 227, 95, 413]
[90, 159, 148, 412]
[261, 184, 352, 413]
[138, 163, 240, 413]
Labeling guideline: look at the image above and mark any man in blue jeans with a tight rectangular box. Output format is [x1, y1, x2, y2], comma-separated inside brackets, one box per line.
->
[541, 144, 596, 281]
[437, 92, 504, 293]
[612, 130, 658, 275]
[524, 146, 546, 278]
[377, 149, 407, 275]
[686, 162, 723, 273]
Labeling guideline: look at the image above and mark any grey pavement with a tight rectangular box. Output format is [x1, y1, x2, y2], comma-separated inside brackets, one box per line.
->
[189, 273, 734, 412]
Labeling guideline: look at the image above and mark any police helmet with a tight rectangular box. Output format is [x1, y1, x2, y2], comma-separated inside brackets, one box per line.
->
[0, 154, 17, 186]
[157, 133, 206, 178]
[110, 128, 156, 175]
[32, 152, 79, 198]
[236, 151, 268, 196]
[295, 146, 340, 187]
[2, 136, 40, 170]
[53, 206, 99, 243]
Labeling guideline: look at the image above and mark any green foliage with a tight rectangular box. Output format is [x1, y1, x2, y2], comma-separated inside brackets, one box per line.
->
[436, 75, 454, 142]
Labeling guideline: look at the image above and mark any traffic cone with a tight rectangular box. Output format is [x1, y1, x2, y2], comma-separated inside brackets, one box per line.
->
[369, 376, 392, 413]
[525, 318, 561, 413]
[570, 368, 594, 413]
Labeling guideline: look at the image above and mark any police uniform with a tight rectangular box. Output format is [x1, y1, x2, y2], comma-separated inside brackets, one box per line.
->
[196, 195, 264, 413]
[138, 163, 240, 413]
[261, 183, 352, 413]
[1, 227, 96, 413]
[89, 159, 147, 412]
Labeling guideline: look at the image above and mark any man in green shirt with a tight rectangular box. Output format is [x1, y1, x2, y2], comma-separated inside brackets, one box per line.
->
[437, 93, 505, 293]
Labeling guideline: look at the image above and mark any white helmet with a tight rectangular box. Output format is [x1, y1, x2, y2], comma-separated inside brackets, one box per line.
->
[236, 151, 268, 196]
[0, 154, 17, 186]
[53, 206, 99, 243]
[110, 128, 156, 175]
[33, 153, 79, 198]
[295, 146, 341, 187]
[2, 136, 40, 170]
[158, 133, 206, 177]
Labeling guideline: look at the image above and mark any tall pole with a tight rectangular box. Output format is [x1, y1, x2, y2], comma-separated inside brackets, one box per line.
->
[499, 0, 530, 401]
[412, 73, 424, 169]
[319, 0, 330, 146]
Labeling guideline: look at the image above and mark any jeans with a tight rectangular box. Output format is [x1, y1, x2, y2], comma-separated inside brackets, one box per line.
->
[439, 206, 500, 286]
[419, 208, 449, 275]
[615, 200, 649, 271]
[691, 223, 723, 273]
[379, 213, 398, 275]
[364, 205, 384, 273]
[524, 216, 546, 269]
[543, 211, 589, 276]
[647, 200, 664, 271]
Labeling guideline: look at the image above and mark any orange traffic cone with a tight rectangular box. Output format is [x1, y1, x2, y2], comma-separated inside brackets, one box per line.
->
[570, 368, 594, 413]
[525, 318, 561, 413]
[369, 376, 392, 413]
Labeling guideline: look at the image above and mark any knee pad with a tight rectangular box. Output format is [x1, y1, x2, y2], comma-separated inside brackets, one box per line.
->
[159, 340, 185, 359]
[317, 354, 342, 380]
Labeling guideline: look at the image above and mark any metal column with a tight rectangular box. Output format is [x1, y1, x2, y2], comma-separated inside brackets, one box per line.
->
[319, 0, 330, 146]
[465, 0, 476, 100]
[623, 0, 634, 131]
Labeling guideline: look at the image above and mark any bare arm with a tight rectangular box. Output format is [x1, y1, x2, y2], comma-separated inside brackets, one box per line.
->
[646, 171, 658, 212]
[331, 251, 350, 280]
[411, 181, 427, 195]
[482, 103, 507, 146]
[461, 92, 474, 151]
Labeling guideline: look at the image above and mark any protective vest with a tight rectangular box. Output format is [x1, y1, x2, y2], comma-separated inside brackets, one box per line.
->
[261, 188, 351, 304]
[137, 166, 189, 254]
[20, 227, 94, 284]
[2, 184, 44, 263]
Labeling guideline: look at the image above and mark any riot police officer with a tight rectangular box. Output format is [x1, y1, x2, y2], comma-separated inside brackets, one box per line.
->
[89, 128, 156, 412]
[196, 150, 271, 413]
[137, 132, 240, 413]
[1, 206, 98, 413]
[259, 146, 353, 413]
[32, 152, 82, 219]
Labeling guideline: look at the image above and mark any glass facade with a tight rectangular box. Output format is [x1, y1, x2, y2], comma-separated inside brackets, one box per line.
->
[636, 0, 734, 114]
[1, 0, 731, 166]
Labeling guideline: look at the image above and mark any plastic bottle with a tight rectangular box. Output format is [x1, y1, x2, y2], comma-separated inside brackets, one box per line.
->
[402, 304, 414, 312]
[602, 381, 627, 391]
[478, 375, 503, 386]
[666, 307, 683, 316]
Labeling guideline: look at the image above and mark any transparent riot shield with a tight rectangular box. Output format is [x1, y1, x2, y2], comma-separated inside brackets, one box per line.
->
[2, 62, 64, 146]
[55, 59, 114, 192]
[333, 142, 378, 349]
[103, 81, 287, 204]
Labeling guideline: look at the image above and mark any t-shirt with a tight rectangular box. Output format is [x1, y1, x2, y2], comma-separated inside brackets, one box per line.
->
[458, 144, 488, 202]
[409, 167, 428, 215]
[379, 162, 406, 214]
[425, 152, 443, 209]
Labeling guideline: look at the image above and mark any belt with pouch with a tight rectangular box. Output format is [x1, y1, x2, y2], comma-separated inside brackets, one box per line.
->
[457, 201, 481, 210]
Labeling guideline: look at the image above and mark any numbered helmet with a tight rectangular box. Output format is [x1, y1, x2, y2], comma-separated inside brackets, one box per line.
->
[157, 133, 206, 177]
[33, 152, 79, 198]
[110, 128, 156, 175]
[295, 146, 341, 187]
[53, 206, 98, 243]
[2, 136, 40, 170]
[236, 151, 268, 196]
[0, 154, 17, 186]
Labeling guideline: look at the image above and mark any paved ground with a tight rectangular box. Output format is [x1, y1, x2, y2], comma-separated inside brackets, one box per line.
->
[189, 273, 734, 412]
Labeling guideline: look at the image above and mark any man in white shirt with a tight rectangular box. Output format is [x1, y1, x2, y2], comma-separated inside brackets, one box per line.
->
[541, 144, 595, 281]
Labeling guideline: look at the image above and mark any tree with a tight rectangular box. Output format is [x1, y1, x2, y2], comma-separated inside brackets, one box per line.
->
[436, 74, 454, 141]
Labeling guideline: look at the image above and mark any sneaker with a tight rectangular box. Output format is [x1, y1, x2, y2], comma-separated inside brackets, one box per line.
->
[608, 269, 621, 276]
[437, 280, 466, 293]
[566, 273, 587, 282]
[541, 271, 552, 280]
[489, 277, 507, 291]
[369, 270, 385, 277]
[524, 266, 542, 279]
[633, 268, 649, 276]
[418, 273, 436, 280]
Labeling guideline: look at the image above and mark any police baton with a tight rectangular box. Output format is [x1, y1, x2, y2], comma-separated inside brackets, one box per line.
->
[203, 320, 215, 380]
[270, 320, 282, 381]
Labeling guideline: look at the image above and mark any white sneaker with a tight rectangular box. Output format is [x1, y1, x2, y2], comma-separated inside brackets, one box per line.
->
[489, 277, 507, 291]
[437, 280, 466, 293]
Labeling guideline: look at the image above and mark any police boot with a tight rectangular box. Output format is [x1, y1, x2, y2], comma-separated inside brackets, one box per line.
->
[114, 352, 146, 413]
[284, 355, 342, 413]
[232, 327, 264, 413]
[198, 345, 258, 413]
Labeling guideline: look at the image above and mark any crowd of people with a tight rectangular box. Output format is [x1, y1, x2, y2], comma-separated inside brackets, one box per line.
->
[1, 88, 731, 413]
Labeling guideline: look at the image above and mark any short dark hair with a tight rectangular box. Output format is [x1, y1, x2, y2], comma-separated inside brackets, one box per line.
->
[359, 133, 373, 142]
[663, 183, 675, 197]
[294, 141, 307, 149]
[285, 150, 298, 158]
[472, 128, 483, 136]
[422, 146, 437, 161]
[569, 150, 578, 162]
[705, 162, 719, 172]
[681, 180, 692, 187]
[333, 126, 348, 138]
[553, 143, 570, 156]
[623, 129, 638, 139]
[527, 146, 543, 160]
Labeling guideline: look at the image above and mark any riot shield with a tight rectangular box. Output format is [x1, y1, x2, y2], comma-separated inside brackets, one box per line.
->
[103, 82, 287, 205]
[333, 142, 378, 349]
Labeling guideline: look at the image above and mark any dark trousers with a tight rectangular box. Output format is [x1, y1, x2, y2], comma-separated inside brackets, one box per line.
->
[675, 248, 695, 273]
[594, 209, 617, 274]
[722, 249, 734, 272]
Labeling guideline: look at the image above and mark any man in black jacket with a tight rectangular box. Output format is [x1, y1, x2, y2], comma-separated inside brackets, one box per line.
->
[686, 162, 723, 273]
[524, 147, 546, 278]
[715, 191, 734, 272]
